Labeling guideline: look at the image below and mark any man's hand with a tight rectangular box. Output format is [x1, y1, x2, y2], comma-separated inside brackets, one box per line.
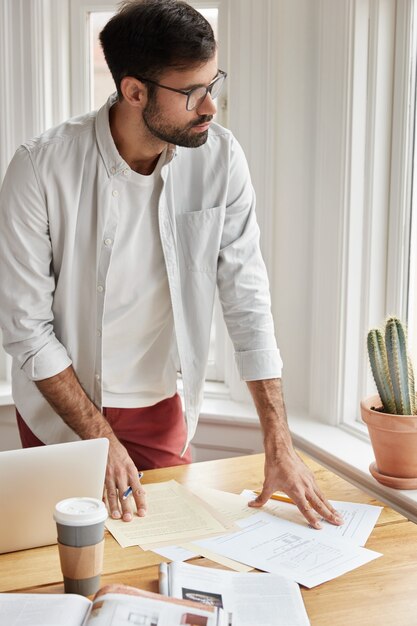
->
[105, 435, 147, 522]
[35, 365, 147, 522]
[249, 450, 343, 529]
[246, 378, 344, 529]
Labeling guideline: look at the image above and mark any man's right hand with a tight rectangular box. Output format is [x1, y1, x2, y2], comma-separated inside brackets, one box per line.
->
[35, 366, 147, 522]
[105, 435, 147, 522]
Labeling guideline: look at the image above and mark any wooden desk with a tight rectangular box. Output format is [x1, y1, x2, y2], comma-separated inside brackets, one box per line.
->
[0, 453, 415, 626]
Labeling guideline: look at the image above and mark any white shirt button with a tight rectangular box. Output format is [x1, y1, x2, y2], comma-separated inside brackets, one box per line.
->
[112, 190, 119, 197]
[97, 285, 104, 293]
[110, 166, 116, 175]
[104, 238, 113, 247]
[95, 374, 100, 381]
[123, 168, 130, 176]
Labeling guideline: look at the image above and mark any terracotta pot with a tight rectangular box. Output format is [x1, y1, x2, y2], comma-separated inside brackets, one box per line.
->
[361, 395, 417, 482]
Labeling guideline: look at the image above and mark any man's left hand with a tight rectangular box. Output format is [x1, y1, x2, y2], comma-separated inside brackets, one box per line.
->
[249, 450, 344, 529]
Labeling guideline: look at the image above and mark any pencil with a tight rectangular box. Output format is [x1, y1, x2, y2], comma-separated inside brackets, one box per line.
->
[254, 491, 295, 505]
[122, 472, 144, 500]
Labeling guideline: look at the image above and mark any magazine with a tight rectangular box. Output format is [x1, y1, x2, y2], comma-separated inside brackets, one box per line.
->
[159, 561, 311, 626]
[0, 584, 225, 626]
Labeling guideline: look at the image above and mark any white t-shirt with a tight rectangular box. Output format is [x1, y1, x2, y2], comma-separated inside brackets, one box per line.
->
[102, 152, 177, 408]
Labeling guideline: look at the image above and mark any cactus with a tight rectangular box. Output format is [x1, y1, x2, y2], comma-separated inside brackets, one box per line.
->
[367, 317, 417, 415]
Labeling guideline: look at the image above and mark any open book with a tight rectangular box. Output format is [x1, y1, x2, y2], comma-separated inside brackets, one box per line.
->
[0, 584, 225, 626]
[159, 561, 311, 626]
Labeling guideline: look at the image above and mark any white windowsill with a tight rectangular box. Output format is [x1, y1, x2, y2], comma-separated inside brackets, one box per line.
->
[198, 381, 259, 427]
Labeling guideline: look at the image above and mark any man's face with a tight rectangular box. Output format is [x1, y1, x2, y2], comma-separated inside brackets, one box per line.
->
[141, 57, 219, 148]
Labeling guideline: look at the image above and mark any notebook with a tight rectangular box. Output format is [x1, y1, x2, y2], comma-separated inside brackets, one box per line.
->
[0, 438, 109, 553]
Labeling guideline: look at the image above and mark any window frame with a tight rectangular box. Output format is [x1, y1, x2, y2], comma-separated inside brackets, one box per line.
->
[306, 0, 416, 435]
[285, 0, 417, 522]
[70, 0, 229, 118]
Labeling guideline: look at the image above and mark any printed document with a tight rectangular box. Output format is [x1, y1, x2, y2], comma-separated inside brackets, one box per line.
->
[241, 489, 383, 545]
[105, 480, 232, 548]
[194, 511, 382, 588]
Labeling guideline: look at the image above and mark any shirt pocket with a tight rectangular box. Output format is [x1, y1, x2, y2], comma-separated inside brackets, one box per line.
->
[175, 205, 225, 273]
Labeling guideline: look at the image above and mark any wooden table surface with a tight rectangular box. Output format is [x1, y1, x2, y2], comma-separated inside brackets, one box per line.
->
[0, 453, 415, 626]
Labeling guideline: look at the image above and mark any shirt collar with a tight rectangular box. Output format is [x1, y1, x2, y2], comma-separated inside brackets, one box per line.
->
[95, 93, 177, 178]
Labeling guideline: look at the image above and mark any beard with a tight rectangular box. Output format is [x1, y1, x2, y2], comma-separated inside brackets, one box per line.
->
[142, 96, 213, 148]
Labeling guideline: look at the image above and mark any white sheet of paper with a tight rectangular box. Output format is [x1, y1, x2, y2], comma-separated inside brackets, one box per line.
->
[241, 490, 383, 546]
[151, 545, 196, 562]
[188, 486, 257, 523]
[150, 543, 253, 572]
[180, 542, 254, 572]
[105, 480, 230, 548]
[194, 512, 382, 588]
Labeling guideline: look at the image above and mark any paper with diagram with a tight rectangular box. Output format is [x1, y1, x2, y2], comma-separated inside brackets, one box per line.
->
[241, 489, 383, 545]
[193, 511, 382, 588]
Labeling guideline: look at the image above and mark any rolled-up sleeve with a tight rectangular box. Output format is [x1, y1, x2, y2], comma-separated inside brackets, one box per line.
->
[217, 136, 283, 381]
[0, 147, 72, 380]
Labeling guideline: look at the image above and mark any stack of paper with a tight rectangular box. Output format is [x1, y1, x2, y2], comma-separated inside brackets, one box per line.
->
[105, 480, 236, 549]
[105, 481, 383, 588]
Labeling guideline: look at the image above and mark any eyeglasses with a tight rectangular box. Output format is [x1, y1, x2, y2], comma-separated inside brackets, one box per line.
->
[134, 69, 227, 111]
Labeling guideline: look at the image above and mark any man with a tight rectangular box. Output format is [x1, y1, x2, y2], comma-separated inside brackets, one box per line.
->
[0, 0, 342, 529]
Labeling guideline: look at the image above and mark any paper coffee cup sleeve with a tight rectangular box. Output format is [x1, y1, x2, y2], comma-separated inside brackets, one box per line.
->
[58, 540, 104, 579]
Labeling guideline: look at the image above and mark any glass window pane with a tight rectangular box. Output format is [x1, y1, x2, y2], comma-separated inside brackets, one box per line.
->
[199, 8, 218, 39]
[89, 12, 115, 110]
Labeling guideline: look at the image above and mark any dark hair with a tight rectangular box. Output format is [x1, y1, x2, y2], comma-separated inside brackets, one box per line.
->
[99, 0, 217, 98]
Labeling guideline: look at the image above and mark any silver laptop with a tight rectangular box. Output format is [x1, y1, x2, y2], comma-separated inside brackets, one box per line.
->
[0, 438, 109, 553]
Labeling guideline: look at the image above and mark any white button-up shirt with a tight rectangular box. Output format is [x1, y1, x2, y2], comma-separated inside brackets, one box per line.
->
[0, 95, 282, 449]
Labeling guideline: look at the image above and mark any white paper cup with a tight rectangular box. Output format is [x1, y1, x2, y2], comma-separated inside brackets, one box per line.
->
[54, 497, 107, 596]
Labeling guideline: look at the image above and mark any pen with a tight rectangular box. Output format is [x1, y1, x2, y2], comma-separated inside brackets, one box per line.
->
[254, 491, 295, 505]
[122, 472, 144, 500]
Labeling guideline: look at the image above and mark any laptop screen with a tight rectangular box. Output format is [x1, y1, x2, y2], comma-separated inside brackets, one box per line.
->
[0, 438, 108, 553]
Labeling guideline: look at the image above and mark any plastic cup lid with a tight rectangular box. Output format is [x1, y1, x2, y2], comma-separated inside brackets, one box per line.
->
[53, 497, 108, 526]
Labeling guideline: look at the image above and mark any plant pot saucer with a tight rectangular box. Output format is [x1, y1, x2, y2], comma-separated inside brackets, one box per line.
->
[369, 462, 417, 489]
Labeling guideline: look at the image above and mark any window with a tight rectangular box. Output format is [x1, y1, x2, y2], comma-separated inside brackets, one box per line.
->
[304, 0, 416, 436]
[89, 12, 114, 110]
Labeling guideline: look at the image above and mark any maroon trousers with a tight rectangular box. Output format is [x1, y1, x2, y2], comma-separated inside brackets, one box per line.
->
[16, 393, 191, 470]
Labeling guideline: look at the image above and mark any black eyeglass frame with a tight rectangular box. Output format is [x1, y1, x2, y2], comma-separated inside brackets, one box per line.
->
[132, 69, 227, 111]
